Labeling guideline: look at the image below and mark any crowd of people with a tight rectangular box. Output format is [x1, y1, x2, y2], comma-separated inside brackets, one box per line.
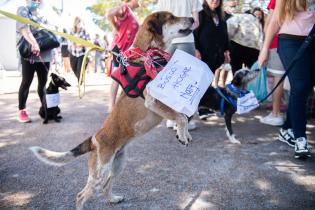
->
[15, 0, 314, 159]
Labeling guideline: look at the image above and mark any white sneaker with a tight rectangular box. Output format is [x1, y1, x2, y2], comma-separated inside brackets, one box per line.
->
[172, 121, 197, 131]
[260, 112, 284, 126]
[188, 121, 197, 131]
[166, 120, 176, 129]
[294, 137, 311, 159]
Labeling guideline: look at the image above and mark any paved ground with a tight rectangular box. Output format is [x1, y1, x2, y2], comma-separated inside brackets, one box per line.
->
[0, 71, 315, 210]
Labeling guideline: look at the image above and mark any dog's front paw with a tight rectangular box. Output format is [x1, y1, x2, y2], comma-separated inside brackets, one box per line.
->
[229, 134, 241, 144]
[108, 194, 124, 204]
[43, 120, 48, 124]
[176, 134, 189, 146]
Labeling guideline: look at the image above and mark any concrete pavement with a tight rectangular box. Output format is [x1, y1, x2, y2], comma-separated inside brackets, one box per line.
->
[0, 70, 315, 210]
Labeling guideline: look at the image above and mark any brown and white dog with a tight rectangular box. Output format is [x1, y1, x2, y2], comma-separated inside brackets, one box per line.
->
[30, 12, 194, 210]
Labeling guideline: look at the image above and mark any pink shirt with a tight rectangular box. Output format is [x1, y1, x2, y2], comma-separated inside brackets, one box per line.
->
[279, 4, 315, 36]
[111, 4, 139, 52]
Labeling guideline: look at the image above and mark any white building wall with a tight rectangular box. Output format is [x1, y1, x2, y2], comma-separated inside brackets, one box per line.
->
[0, 17, 19, 70]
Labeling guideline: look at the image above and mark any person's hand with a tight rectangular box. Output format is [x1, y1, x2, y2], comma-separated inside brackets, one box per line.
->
[224, 50, 231, 63]
[31, 42, 40, 56]
[258, 48, 269, 69]
[195, 49, 201, 59]
[191, 20, 199, 30]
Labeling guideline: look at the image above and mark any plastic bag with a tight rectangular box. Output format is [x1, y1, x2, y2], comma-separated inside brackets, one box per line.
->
[247, 61, 267, 101]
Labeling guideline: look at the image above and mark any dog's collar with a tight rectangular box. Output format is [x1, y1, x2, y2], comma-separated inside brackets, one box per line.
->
[226, 83, 249, 97]
[216, 87, 236, 116]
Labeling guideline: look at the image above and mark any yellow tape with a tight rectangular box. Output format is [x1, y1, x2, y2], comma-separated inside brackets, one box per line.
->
[0, 9, 108, 98]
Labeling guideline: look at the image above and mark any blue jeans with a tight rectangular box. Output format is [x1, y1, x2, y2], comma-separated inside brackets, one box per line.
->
[278, 36, 313, 138]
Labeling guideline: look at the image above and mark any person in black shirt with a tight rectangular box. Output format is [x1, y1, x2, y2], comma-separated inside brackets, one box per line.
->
[194, 0, 230, 119]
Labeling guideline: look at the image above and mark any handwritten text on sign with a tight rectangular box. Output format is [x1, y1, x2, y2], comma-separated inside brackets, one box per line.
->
[147, 50, 213, 116]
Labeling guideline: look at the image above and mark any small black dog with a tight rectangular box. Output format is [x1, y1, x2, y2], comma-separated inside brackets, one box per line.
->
[198, 69, 259, 144]
[39, 73, 71, 124]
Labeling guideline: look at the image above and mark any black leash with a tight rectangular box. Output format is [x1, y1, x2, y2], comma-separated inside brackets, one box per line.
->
[259, 24, 315, 104]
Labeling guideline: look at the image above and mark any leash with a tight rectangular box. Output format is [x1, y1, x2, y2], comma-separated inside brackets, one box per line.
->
[259, 24, 315, 104]
[0, 10, 106, 99]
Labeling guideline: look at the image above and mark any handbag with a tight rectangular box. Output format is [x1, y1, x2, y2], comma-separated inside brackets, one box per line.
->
[247, 61, 267, 101]
[18, 29, 60, 58]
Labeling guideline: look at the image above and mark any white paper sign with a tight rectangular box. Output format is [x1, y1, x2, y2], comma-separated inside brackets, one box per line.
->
[146, 49, 213, 116]
[236, 91, 259, 114]
[46, 93, 60, 108]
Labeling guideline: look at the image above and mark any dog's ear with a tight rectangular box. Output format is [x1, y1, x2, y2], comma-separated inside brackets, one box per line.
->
[147, 15, 163, 35]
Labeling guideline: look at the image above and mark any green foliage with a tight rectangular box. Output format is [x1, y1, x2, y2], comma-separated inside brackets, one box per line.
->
[88, 0, 157, 31]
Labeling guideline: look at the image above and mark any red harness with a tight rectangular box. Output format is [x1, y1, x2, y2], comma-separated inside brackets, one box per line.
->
[111, 47, 171, 98]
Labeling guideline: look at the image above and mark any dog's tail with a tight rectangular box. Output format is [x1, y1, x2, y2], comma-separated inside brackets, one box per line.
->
[29, 136, 93, 166]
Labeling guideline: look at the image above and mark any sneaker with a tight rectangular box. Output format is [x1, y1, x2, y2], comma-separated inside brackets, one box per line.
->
[260, 112, 284, 126]
[278, 128, 295, 147]
[294, 137, 311, 159]
[172, 121, 197, 131]
[18, 110, 31, 123]
[199, 108, 216, 120]
[166, 120, 176, 129]
[188, 121, 197, 131]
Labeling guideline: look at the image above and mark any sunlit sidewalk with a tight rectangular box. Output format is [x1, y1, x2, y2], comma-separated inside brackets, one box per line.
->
[0, 70, 112, 95]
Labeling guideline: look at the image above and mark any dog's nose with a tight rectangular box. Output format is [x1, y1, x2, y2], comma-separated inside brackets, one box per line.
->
[253, 68, 260, 72]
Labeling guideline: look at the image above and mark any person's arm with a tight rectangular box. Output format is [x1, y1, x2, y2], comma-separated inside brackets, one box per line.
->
[264, 9, 274, 34]
[223, 22, 231, 63]
[258, 0, 281, 68]
[106, 5, 125, 31]
[191, 10, 200, 30]
[20, 26, 40, 56]
[194, 11, 202, 59]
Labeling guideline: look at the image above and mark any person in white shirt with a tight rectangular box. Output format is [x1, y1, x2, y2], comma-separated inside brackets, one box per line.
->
[156, 0, 202, 130]
[156, 0, 202, 55]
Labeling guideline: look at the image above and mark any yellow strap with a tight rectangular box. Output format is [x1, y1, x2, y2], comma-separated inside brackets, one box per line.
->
[0, 10, 105, 51]
[0, 9, 107, 98]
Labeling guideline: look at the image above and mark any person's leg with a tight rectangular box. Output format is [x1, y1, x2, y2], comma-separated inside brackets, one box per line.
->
[70, 54, 77, 77]
[18, 59, 36, 122]
[243, 47, 259, 69]
[213, 68, 221, 88]
[230, 41, 244, 74]
[76, 55, 85, 82]
[260, 49, 285, 126]
[278, 37, 312, 158]
[35, 62, 49, 104]
[278, 38, 312, 138]
[19, 59, 36, 110]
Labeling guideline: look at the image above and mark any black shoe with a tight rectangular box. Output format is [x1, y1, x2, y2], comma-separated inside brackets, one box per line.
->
[294, 137, 311, 159]
[278, 128, 296, 147]
[199, 108, 216, 120]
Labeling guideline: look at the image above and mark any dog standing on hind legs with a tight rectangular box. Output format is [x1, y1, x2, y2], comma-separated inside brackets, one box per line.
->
[30, 12, 194, 210]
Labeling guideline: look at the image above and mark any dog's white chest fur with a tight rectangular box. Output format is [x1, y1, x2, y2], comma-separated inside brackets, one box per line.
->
[46, 93, 60, 108]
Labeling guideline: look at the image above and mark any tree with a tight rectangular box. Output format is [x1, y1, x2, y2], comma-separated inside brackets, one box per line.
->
[88, 0, 157, 31]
